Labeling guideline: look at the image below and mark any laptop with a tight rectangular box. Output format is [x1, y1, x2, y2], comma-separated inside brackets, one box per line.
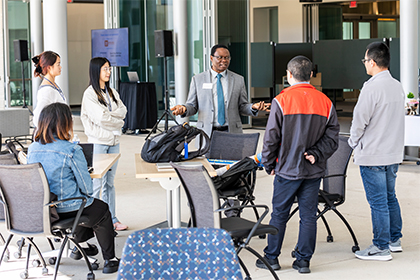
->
[78, 143, 94, 172]
[127, 71, 139, 82]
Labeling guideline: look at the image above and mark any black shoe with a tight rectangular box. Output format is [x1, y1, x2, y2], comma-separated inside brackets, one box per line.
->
[70, 243, 99, 260]
[292, 259, 310, 273]
[103, 258, 120, 274]
[255, 255, 281, 271]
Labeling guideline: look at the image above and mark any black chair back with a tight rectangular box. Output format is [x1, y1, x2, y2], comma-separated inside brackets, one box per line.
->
[322, 135, 353, 200]
[208, 131, 259, 160]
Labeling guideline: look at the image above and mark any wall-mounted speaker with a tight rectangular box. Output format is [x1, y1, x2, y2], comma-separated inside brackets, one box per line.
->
[154, 30, 173, 57]
[13, 40, 29, 62]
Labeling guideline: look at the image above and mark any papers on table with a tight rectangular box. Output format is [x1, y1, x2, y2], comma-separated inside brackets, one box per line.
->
[156, 162, 203, 171]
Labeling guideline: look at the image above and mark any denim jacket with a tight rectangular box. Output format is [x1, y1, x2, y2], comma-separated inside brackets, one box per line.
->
[27, 139, 94, 213]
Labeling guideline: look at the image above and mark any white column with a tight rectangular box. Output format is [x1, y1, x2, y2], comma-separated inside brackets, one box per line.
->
[30, 0, 43, 107]
[173, 0, 189, 123]
[400, 0, 419, 98]
[43, 0, 69, 103]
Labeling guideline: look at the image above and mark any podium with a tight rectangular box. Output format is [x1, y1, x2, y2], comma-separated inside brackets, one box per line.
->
[119, 82, 158, 132]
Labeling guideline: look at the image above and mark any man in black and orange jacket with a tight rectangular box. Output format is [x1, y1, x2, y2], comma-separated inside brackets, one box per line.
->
[256, 56, 339, 274]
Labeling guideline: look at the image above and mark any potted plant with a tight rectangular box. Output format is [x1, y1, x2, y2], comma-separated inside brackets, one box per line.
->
[406, 92, 419, 115]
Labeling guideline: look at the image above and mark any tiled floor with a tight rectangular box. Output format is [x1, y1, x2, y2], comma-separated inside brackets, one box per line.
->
[0, 111, 419, 280]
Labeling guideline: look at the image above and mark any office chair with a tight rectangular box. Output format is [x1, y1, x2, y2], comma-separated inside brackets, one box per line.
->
[117, 228, 244, 280]
[170, 162, 279, 280]
[287, 135, 360, 255]
[0, 153, 18, 263]
[0, 163, 96, 280]
[208, 131, 261, 218]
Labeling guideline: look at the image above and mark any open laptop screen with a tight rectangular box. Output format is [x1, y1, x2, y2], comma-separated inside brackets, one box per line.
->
[127, 71, 139, 82]
[78, 143, 94, 169]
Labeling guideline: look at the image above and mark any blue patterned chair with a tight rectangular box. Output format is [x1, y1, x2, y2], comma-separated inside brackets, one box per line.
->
[117, 228, 243, 280]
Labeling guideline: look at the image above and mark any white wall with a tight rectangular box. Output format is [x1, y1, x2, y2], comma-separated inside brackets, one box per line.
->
[67, 3, 104, 105]
[250, 0, 303, 43]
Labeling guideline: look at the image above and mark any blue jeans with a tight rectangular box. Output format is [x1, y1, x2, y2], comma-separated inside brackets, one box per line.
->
[360, 164, 403, 250]
[264, 175, 321, 262]
[93, 143, 120, 224]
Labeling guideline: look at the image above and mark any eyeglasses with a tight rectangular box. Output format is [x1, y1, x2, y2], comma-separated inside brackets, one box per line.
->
[212, 55, 231, 61]
[102, 67, 112, 72]
[361, 58, 372, 64]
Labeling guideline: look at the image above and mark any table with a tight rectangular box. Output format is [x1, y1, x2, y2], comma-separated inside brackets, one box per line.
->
[90, 153, 121, 179]
[119, 82, 158, 131]
[135, 154, 216, 228]
[404, 115, 420, 164]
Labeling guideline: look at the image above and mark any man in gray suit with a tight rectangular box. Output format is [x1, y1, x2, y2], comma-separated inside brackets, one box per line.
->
[171, 44, 269, 137]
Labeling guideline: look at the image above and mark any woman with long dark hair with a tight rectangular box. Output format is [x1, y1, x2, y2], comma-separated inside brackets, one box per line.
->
[27, 103, 120, 274]
[81, 57, 127, 231]
[32, 51, 66, 127]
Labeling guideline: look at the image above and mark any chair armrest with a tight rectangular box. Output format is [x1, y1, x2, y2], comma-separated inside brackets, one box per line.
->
[46, 197, 87, 236]
[216, 204, 270, 245]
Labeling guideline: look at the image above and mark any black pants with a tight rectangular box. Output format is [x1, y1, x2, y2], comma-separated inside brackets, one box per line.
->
[58, 199, 115, 260]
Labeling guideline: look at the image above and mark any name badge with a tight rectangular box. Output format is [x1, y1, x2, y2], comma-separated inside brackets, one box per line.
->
[202, 83, 212, 89]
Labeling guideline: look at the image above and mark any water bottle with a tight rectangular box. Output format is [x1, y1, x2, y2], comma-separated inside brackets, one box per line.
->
[184, 136, 188, 159]
[252, 153, 264, 168]
[72, 134, 80, 144]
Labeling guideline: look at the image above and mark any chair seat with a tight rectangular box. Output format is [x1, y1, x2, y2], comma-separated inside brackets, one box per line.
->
[221, 217, 278, 239]
[51, 216, 90, 231]
[318, 192, 343, 204]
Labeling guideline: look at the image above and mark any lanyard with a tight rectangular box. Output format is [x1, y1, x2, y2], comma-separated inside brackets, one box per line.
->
[43, 77, 65, 101]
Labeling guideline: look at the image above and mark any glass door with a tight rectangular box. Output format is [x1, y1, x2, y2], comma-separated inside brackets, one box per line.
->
[5, 0, 31, 107]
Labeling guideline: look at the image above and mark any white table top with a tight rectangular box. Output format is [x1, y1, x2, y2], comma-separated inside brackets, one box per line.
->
[404, 115, 420, 146]
[135, 154, 216, 179]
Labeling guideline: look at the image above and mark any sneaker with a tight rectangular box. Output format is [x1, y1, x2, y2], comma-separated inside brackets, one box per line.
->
[355, 244, 392, 261]
[70, 243, 99, 260]
[389, 239, 403, 253]
[255, 255, 281, 271]
[292, 259, 311, 274]
[103, 258, 120, 274]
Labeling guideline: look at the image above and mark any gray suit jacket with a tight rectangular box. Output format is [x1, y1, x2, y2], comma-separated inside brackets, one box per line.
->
[182, 69, 257, 137]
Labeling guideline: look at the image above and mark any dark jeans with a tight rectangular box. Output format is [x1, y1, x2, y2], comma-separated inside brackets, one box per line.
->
[58, 198, 115, 260]
[264, 175, 321, 262]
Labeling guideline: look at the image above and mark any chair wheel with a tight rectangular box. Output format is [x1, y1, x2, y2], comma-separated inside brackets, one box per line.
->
[87, 272, 95, 280]
[3, 251, 10, 262]
[20, 270, 29, 279]
[49, 257, 57, 265]
[14, 252, 22, 259]
[91, 262, 99, 270]
[258, 234, 266, 239]
[42, 267, 48, 276]
[32, 259, 41, 267]
[352, 245, 360, 253]
[327, 235, 334, 242]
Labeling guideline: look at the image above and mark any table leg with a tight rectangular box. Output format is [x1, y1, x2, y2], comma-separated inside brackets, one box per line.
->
[150, 177, 181, 228]
[171, 187, 181, 228]
[166, 189, 173, 228]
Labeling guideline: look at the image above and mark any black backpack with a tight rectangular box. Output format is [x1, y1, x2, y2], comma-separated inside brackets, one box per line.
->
[141, 123, 210, 163]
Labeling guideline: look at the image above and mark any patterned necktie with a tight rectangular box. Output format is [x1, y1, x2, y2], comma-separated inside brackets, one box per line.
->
[216, 73, 225, 126]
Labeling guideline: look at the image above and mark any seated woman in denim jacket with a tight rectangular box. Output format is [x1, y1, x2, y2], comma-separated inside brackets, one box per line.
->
[27, 102, 119, 274]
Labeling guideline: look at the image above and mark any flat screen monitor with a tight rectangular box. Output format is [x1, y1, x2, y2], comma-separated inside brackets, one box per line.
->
[91, 27, 129, 67]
